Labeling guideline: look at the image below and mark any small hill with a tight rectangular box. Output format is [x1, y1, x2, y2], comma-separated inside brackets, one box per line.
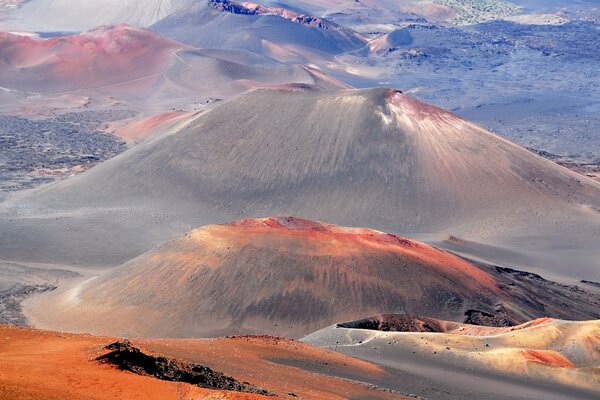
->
[151, 0, 366, 61]
[0, 26, 185, 93]
[25, 217, 600, 338]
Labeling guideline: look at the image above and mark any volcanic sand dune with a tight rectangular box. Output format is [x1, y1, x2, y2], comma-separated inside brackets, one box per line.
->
[2, 87, 599, 280]
[304, 315, 600, 399]
[23, 217, 600, 339]
[0, 324, 410, 400]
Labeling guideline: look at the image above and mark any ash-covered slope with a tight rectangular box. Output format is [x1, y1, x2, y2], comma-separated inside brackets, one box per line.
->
[3, 87, 598, 278]
[0, 26, 335, 102]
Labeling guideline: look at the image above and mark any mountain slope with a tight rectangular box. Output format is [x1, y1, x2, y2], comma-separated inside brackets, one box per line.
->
[0, 26, 342, 109]
[1, 87, 599, 279]
[151, 0, 366, 62]
[24, 217, 600, 338]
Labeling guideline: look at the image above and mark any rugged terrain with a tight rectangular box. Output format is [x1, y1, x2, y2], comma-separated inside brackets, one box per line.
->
[0, 111, 132, 192]
[0, 1, 598, 398]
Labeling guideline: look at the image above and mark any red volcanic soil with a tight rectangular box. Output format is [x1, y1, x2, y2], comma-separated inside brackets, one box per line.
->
[138, 335, 399, 399]
[521, 349, 575, 368]
[0, 325, 406, 400]
[228, 217, 499, 292]
[109, 111, 194, 142]
[30, 216, 510, 338]
[385, 89, 467, 123]
[0, 25, 186, 93]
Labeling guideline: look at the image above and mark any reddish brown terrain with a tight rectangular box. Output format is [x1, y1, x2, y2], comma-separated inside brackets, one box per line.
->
[24, 216, 501, 337]
[108, 111, 195, 143]
[0, 26, 186, 93]
[25, 217, 600, 339]
[0, 324, 408, 400]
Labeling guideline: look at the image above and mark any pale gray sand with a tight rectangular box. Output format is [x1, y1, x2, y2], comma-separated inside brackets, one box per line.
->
[0, 260, 81, 325]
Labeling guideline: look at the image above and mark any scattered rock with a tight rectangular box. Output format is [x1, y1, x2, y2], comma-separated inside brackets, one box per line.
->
[96, 340, 274, 396]
[337, 314, 444, 332]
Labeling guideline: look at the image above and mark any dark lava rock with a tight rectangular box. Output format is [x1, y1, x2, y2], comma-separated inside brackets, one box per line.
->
[96, 341, 274, 396]
[336, 314, 445, 332]
[463, 309, 514, 327]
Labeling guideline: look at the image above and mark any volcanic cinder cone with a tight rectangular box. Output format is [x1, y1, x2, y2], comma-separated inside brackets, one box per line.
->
[25, 217, 600, 338]
[2, 88, 599, 279]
